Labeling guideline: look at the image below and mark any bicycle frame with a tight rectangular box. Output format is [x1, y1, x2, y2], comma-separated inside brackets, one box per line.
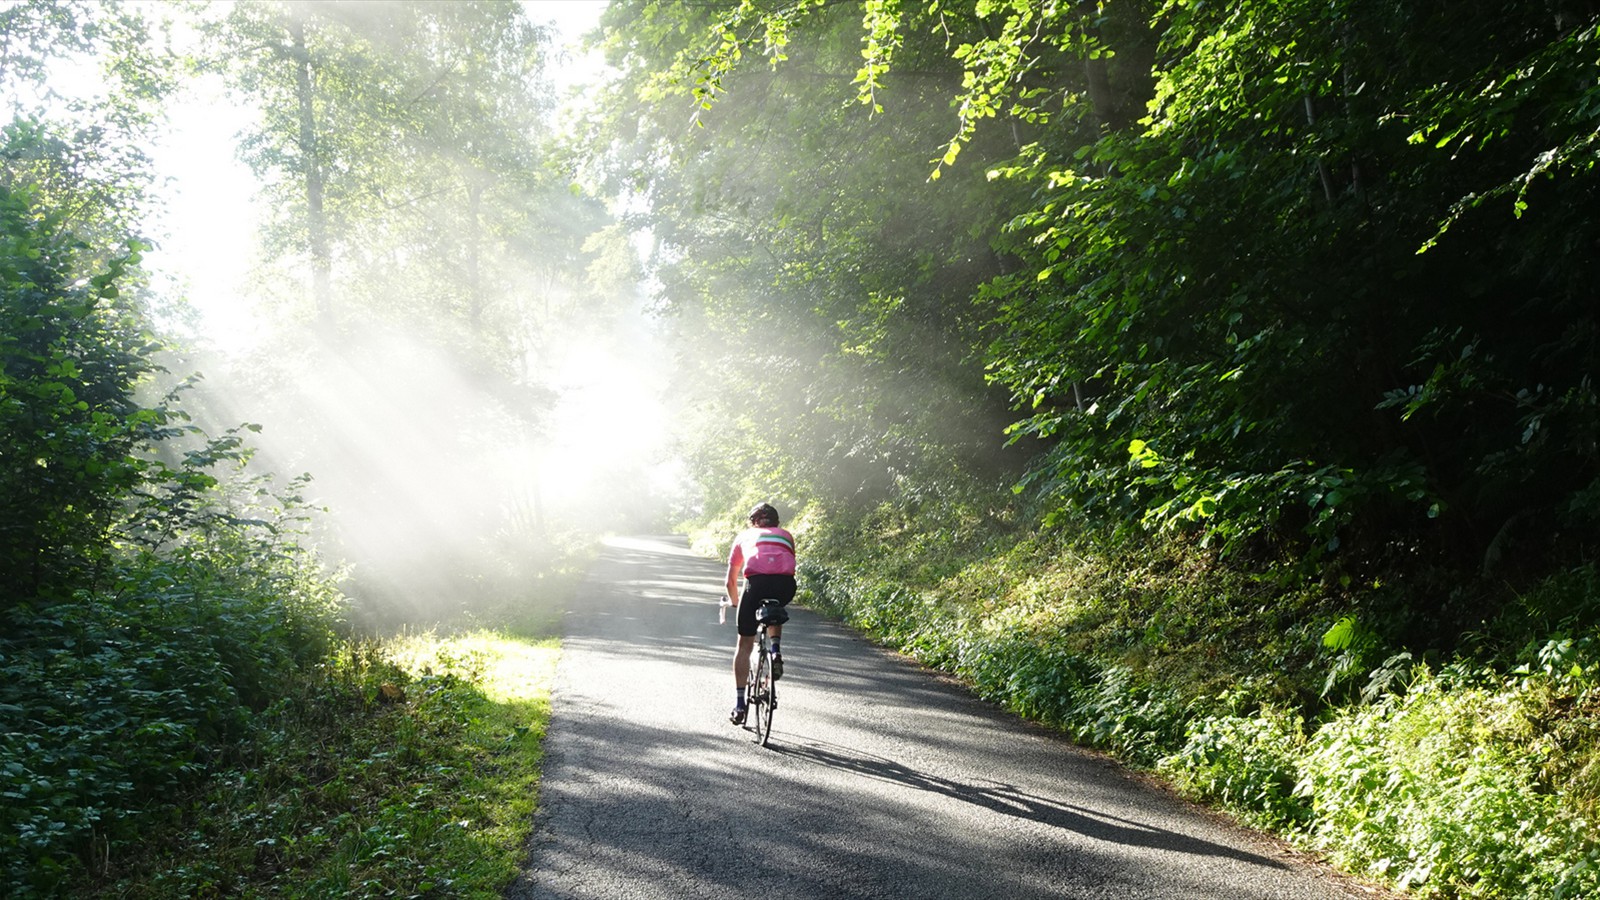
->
[746, 609, 780, 746]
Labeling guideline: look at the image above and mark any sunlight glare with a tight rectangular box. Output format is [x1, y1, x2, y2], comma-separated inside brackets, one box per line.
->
[150, 73, 261, 353]
[540, 329, 676, 517]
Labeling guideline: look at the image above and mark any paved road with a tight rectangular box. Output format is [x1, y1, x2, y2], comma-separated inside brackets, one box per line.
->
[506, 536, 1371, 900]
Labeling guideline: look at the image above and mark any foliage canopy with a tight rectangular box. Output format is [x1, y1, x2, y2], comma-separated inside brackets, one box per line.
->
[599, 0, 1600, 619]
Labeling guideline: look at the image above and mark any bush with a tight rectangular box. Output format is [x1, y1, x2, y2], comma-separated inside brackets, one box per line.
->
[1158, 705, 1311, 830]
[0, 508, 344, 895]
[0, 177, 156, 607]
[1297, 669, 1599, 897]
[101, 631, 557, 899]
[806, 551, 1189, 767]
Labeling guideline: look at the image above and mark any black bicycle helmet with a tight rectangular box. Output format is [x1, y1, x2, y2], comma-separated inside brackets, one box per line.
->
[748, 502, 780, 526]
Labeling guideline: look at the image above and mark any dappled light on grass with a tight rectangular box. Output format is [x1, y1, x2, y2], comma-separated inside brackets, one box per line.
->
[252, 631, 565, 897]
[52, 630, 561, 898]
[356, 630, 560, 894]
[386, 629, 561, 706]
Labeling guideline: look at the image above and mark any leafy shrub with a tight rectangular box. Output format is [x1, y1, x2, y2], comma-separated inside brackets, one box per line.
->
[0, 176, 157, 606]
[807, 550, 1188, 766]
[0, 507, 344, 895]
[1297, 669, 1599, 897]
[1064, 665, 1186, 766]
[1158, 705, 1311, 830]
[99, 632, 557, 899]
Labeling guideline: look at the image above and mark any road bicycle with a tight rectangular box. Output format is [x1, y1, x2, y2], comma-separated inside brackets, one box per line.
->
[747, 599, 788, 747]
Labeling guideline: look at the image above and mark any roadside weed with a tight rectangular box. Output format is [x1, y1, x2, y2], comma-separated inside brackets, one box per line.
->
[78, 631, 557, 898]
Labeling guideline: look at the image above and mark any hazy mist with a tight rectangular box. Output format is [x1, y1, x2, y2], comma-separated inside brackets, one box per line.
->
[139, 0, 682, 630]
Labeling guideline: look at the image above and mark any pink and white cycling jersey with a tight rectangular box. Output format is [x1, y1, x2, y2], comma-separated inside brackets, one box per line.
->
[728, 526, 797, 577]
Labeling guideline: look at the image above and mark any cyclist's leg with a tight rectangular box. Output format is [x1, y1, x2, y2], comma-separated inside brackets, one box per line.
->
[730, 596, 759, 723]
[763, 622, 782, 679]
[730, 633, 754, 724]
[733, 633, 755, 685]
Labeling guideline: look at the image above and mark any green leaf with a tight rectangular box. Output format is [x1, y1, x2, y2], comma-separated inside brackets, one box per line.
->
[1321, 616, 1358, 651]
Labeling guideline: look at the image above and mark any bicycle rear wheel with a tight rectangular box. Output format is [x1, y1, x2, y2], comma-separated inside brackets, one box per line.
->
[750, 644, 775, 746]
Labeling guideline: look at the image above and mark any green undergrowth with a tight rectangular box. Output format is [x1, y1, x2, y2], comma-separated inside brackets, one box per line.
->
[70, 630, 558, 899]
[788, 496, 1600, 899]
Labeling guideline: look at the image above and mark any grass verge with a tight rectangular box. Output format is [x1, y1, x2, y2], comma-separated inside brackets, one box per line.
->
[79, 630, 558, 899]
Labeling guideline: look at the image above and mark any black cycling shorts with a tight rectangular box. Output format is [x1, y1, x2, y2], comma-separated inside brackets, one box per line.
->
[737, 573, 796, 637]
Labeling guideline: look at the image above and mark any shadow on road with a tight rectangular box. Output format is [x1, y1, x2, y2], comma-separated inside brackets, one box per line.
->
[773, 735, 1288, 871]
[510, 534, 1352, 900]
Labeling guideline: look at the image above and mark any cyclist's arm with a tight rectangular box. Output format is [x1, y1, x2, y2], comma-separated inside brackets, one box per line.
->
[725, 542, 744, 605]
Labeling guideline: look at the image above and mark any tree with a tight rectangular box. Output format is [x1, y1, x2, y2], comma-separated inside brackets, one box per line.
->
[638, 1, 1599, 585]
[588, 0, 1032, 518]
[978, 0, 1600, 588]
[1, 15, 346, 888]
[0, 1, 186, 603]
[0, 174, 157, 604]
[204, 1, 623, 622]
[212, 0, 606, 372]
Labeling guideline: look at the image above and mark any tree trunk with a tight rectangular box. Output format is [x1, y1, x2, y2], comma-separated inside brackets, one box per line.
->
[1084, 54, 1118, 133]
[467, 179, 483, 337]
[1304, 95, 1336, 205]
[289, 17, 333, 329]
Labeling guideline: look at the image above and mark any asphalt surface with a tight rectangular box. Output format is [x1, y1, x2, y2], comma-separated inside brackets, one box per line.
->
[505, 535, 1372, 900]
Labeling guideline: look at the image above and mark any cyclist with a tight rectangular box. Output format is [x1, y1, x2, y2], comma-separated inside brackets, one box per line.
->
[725, 502, 796, 725]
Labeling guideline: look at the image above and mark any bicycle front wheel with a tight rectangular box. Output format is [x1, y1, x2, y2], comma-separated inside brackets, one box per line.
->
[751, 648, 775, 746]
